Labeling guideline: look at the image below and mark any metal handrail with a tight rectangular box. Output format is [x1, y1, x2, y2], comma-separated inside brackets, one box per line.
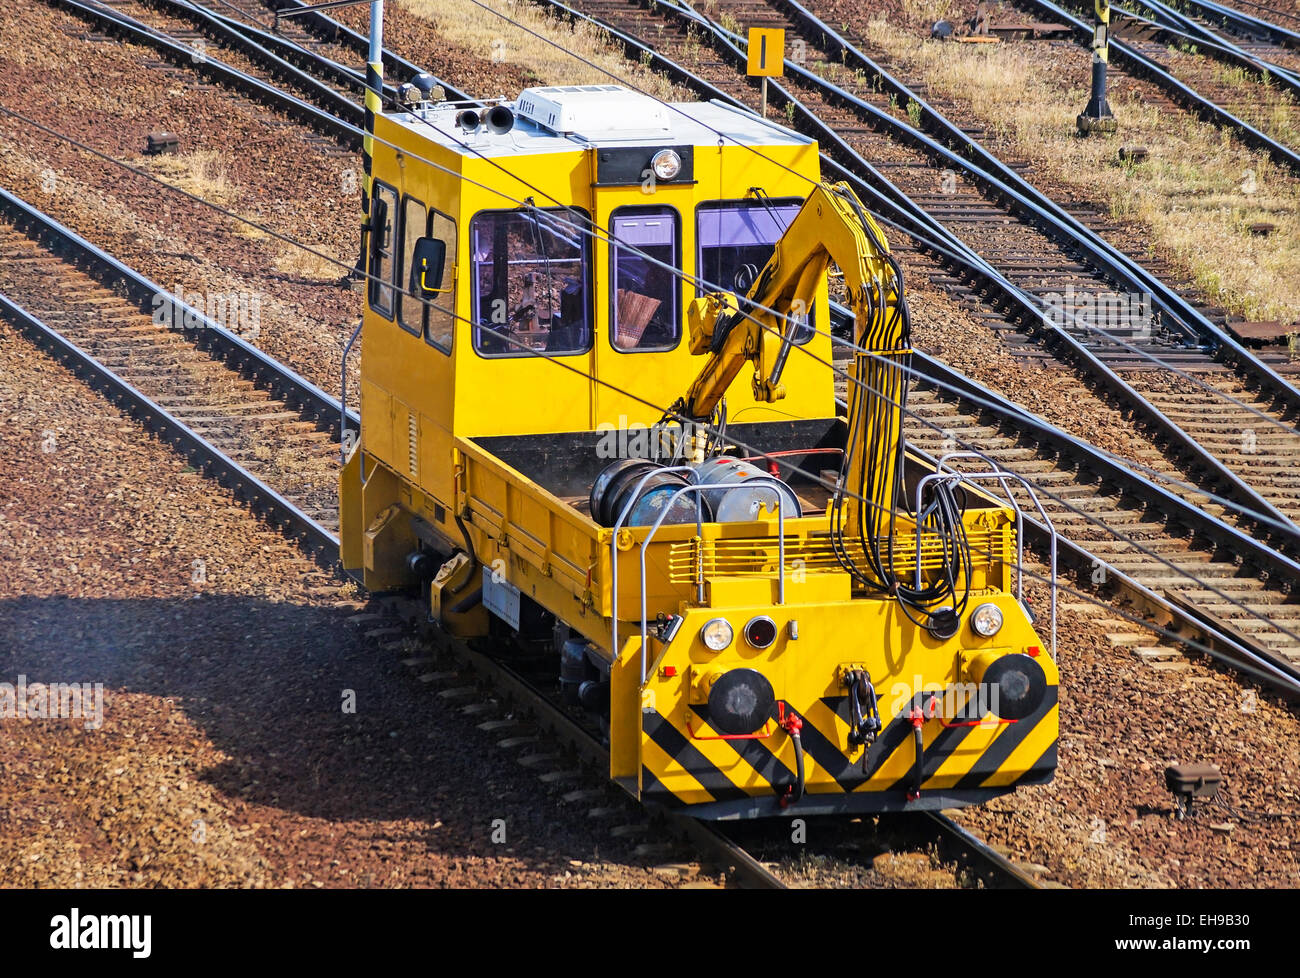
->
[932, 451, 1027, 605]
[634, 481, 790, 684]
[340, 317, 362, 464]
[606, 464, 795, 676]
[913, 456, 1059, 659]
[608, 465, 697, 666]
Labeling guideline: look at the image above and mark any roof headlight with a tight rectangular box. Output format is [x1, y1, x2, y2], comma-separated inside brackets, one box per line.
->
[971, 602, 1004, 638]
[651, 149, 682, 181]
[700, 618, 733, 651]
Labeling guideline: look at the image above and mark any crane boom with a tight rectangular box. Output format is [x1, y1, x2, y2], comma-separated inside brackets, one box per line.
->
[675, 181, 911, 549]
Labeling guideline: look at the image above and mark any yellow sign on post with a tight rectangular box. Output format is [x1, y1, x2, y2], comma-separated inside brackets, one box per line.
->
[746, 27, 785, 76]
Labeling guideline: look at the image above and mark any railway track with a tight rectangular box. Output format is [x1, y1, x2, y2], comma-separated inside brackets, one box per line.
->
[553, 0, 1300, 534]
[0, 185, 346, 548]
[1014, 0, 1300, 171]
[1116, 0, 1300, 80]
[1217, 0, 1300, 36]
[1040, 0, 1300, 155]
[12, 0, 1300, 879]
[37, 0, 1300, 680]
[0, 188, 1037, 885]
[1136, 0, 1300, 73]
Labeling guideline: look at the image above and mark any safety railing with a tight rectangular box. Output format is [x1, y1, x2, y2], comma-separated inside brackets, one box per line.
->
[914, 452, 1059, 659]
[607, 469, 791, 684]
[340, 317, 362, 465]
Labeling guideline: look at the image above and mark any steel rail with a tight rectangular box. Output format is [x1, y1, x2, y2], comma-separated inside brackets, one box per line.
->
[54, 0, 361, 145]
[0, 184, 355, 433]
[432, 627, 786, 887]
[0, 291, 339, 560]
[922, 812, 1046, 889]
[172, 0, 469, 101]
[168, 0, 399, 102]
[701, 0, 1300, 553]
[271, 0, 470, 100]
[902, 342, 1300, 696]
[131, 0, 369, 125]
[1110, 2, 1300, 94]
[1177, 0, 1300, 48]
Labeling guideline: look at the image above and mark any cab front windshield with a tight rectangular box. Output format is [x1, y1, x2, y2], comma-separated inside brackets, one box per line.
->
[698, 199, 814, 344]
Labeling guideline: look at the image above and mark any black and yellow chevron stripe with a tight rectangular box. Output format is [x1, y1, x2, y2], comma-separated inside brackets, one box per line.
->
[640, 688, 1058, 818]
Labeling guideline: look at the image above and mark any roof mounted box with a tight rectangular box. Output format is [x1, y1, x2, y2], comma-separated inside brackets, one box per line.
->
[515, 85, 671, 140]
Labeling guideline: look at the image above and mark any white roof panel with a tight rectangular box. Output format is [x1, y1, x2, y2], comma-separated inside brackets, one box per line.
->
[390, 85, 813, 159]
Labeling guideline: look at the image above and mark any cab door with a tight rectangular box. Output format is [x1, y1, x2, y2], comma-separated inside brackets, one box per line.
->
[592, 197, 693, 434]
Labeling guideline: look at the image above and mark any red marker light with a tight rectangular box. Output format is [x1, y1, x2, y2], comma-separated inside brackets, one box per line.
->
[1027, 645, 1041, 658]
[744, 616, 778, 649]
[662, 666, 678, 678]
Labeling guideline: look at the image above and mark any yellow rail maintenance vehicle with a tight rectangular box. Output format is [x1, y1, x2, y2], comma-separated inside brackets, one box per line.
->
[340, 81, 1059, 818]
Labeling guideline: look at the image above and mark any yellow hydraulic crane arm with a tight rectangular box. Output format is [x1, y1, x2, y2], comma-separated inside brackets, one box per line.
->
[676, 182, 910, 540]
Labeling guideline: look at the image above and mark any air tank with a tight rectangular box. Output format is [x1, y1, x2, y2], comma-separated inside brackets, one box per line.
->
[692, 456, 801, 523]
[589, 458, 710, 527]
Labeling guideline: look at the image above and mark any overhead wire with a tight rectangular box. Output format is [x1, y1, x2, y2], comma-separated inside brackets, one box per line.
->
[7, 16, 1300, 653]
[6, 94, 1298, 654]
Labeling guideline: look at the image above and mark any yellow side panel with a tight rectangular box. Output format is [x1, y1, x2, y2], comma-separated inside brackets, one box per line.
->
[610, 634, 642, 781]
[339, 443, 364, 575]
[360, 377, 393, 465]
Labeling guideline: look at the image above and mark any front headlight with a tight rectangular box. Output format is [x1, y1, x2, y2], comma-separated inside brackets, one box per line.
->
[651, 149, 682, 181]
[971, 602, 1004, 638]
[700, 618, 733, 651]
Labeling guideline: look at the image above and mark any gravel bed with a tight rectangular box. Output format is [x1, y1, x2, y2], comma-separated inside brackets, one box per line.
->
[0, 316, 718, 888]
[0, 1, 526, 405]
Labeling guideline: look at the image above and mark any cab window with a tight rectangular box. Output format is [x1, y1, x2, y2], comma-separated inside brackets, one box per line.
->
[397, 196, 456, 354]
[611, 206, 679, 352]
[470, 207, 592, 358]
[697, 200, 815, 344]
[424, 210, 456, 354]
[368, 182, 397, 319]
[397, 195, 426, 337]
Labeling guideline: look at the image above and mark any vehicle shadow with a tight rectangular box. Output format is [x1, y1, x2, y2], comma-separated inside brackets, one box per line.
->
[0, 593, 614, 875]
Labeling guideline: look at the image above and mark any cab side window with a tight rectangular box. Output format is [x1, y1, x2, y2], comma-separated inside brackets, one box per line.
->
[424, 210, 456, 354]
[397, 195, 426, 337]
[368, 182, 398, 319]
[611, 207, 679, 352]
[397, 198, 456, 353]
[470, 208, 591, 358]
